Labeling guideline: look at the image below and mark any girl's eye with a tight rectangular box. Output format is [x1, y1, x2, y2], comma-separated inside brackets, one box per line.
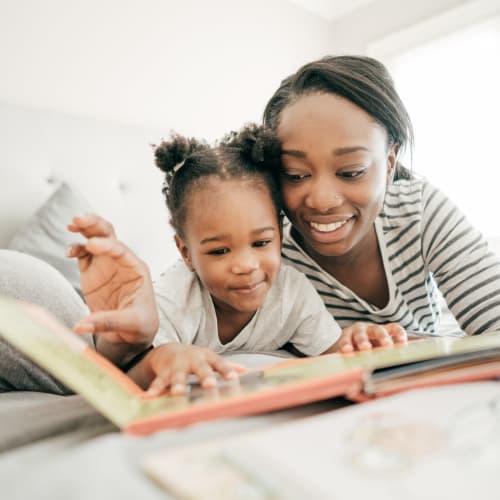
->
[208, 248, 229, 255]
[253, 239, 272, 248]
[282, 171, 310, 183]
[337, 168, 367, 180]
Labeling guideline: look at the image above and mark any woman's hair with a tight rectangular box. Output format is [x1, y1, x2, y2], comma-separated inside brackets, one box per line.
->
[263, 55, 414, 180]
[153, 124, 282, 237]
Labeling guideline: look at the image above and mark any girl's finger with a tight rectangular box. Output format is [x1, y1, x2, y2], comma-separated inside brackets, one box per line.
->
[169, 368, 189, 395]
[83, 237, 148, 272]
[68, 214, 116, 238]
[146, 369, 171, 396]
[207, 352, 244, 380]
[189, 354, 217, 388]
[73, 310, 146, 336]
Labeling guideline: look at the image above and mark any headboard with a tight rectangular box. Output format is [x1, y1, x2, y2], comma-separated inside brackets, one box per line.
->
[0, 102, 178, 279]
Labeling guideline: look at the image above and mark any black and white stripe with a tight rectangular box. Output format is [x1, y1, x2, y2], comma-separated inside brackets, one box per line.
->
[282, 177, 500, 336]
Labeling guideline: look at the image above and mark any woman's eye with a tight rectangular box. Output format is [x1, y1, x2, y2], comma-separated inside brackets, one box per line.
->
[208, 248, 229, 255]
[282, 171, 309, 183]
[253, 239, 272, 248]
[338, 169, 366, 180]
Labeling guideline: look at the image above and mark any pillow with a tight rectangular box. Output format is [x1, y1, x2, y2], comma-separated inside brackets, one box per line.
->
[8, 182, 91, 295]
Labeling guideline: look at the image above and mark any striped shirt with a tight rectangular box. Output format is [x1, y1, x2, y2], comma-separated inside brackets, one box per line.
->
[282, 177, 500, 336]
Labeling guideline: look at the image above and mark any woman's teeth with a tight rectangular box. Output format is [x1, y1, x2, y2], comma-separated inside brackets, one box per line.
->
[310, 219, 349, 232]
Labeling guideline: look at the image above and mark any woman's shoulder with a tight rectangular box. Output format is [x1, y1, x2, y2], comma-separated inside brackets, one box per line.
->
[380, 175, 436, 227]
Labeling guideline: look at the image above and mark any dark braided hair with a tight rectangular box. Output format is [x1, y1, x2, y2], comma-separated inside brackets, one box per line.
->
[153, 123, 282, 237]
[263, 55, 414, 180]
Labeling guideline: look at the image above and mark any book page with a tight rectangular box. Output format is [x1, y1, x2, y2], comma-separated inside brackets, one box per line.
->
[143, 381, 500, 500]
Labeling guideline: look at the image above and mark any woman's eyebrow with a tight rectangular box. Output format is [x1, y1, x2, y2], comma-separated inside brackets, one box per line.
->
[281, 146, 370, 158]
[333, 146, 370, 156]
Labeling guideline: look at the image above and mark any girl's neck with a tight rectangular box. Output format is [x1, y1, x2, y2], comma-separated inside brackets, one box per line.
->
[213, 305, 257, 345]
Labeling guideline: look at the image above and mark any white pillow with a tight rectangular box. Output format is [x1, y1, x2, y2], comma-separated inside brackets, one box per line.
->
[8, 182, 91, 294]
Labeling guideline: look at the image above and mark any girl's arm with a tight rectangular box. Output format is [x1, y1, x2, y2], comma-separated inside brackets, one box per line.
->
[127, 343, 245, 395]
[67, 214, 159, 367]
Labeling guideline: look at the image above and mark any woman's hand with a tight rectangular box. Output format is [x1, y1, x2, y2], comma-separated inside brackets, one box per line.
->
[129, 343, 247, 396]
[67, 214, 159, 365]
[332, 322, 407, 353]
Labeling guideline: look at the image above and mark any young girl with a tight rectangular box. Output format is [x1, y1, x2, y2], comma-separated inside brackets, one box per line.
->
[69, 124, 406, 395]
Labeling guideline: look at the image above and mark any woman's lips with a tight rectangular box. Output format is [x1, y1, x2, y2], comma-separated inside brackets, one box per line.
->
[307, 216, 354, 242]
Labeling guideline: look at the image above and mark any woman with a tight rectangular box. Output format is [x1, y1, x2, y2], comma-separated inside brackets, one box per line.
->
[72, 55, 500, 358]
[262, 55, 500, 337]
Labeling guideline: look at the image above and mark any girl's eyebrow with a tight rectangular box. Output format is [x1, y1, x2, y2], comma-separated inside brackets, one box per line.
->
[251, 227, 276, 235]
[281, 149, 305, 158]
[200, 227, 275, 245]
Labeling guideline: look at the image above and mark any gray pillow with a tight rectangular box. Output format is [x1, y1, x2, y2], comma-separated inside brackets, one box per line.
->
[8, 182, 91, 294]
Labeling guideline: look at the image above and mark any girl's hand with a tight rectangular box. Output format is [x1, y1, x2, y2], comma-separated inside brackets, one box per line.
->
[130, 343, 247, 396]
[67, 214, 159, 364]
[334, 322, 407, 353]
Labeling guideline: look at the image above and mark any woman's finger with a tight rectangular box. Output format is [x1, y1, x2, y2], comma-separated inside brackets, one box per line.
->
[336, 327, 355, 353]
[351, 324, 373, 350]
[385, 323, 407, 344]
[366, 325, 394, 347]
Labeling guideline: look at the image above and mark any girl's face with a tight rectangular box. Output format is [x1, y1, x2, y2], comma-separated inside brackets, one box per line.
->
[175, 179, 282, 316]
[276, 92, 397, 260]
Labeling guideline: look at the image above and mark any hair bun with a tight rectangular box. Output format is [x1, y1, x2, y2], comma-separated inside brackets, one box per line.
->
[222, 123, 281, 167]
[153, 134, 206, 174]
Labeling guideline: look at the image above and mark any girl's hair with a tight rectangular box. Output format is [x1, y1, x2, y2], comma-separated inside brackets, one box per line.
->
[262, 55, 414, 180]
[154, 124, 282, 236]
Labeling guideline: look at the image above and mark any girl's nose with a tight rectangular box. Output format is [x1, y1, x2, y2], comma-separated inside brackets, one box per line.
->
[231, 250, 259, 274]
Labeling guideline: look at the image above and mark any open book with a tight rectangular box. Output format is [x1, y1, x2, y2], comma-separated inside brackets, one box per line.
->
[1, 295, 500, 435]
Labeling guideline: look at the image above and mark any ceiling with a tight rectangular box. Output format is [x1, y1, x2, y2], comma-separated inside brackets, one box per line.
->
[287, 0, 377, 21]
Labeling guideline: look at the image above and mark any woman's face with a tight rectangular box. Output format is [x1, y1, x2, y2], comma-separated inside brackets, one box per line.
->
[276, 92, 397, 260]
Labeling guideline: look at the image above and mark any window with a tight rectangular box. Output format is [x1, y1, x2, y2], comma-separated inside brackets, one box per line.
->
[369, 7, 500, 242]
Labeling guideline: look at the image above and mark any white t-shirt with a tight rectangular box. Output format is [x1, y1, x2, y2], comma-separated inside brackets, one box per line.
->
[153, 261, 340, 356]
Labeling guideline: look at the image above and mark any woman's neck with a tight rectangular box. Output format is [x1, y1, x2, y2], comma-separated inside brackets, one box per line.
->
[292, 224, 389, 308]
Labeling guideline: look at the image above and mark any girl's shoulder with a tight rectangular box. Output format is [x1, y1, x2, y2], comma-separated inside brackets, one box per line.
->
[153, 260, 204, 307]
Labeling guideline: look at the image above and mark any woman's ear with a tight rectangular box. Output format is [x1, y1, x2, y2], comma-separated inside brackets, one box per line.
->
[174, 234, 195, 272]
[386, 144, 399, 185]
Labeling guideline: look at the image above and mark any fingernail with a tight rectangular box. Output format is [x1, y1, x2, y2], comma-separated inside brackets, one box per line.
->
[203, 376, 217, 388]
[226, 370, 238, 380]
[73, 322, 94, 333]
[171, 384, 185, 394]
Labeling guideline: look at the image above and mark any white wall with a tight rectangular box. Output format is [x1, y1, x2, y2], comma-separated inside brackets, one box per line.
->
[0, 0, 335, 275]
[330, 0, 470, 54]
[0, 0, 334, 139]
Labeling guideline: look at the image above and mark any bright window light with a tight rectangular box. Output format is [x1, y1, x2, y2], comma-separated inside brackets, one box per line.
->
[384, 16, 500, 241]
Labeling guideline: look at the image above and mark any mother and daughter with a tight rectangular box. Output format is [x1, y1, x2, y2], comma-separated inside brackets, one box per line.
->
[5, 55, 500, 394]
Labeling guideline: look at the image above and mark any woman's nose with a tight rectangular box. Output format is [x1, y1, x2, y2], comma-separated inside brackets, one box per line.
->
[305, 177, 343, 212]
